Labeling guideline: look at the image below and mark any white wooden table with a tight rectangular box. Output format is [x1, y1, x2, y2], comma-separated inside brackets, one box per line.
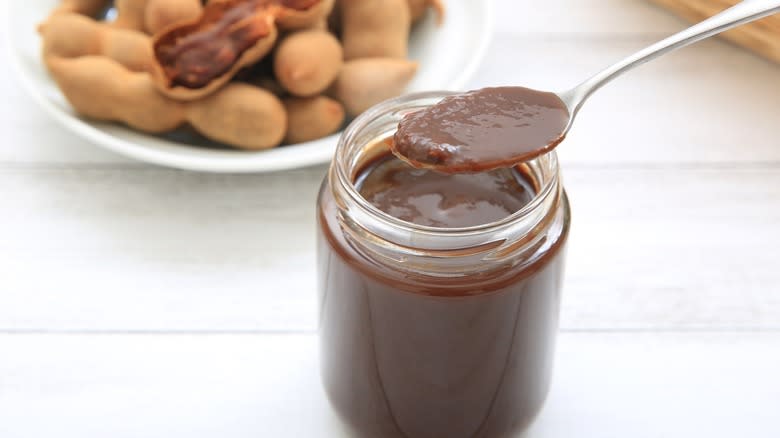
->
[2, 1, 779, 436]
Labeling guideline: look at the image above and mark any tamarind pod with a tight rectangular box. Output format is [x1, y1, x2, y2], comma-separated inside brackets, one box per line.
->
[340, 0, 410, 60]
[408, 0, 445, 24]
[51, 0, 110, 17]
[283, 96, 344, 144]
[40, 13, 153, 73]
[329, 58, 418, 116]
[275, 0, 335, 30]
[47, 56, 185, 133]
[187, 83, 287, 150]
[274, 30, 343, 97]
[38, 0, 109, 33]
[113, 0, 203, 34]
[113, 0, 149, 31]
[151, 0, 278, 101]
[144, 0, 204, 35]
[48, 56, 287, 150]
[39, 13, 100, 57]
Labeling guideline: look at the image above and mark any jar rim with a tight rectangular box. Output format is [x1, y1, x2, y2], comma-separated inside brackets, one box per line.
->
[333, 91, 561, 239]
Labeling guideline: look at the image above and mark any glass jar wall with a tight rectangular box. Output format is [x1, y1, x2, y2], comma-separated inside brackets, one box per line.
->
[317, 92, 571, 438]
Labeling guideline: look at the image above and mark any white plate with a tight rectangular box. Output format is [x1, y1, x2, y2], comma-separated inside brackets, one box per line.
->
[6, 0, 493, 173]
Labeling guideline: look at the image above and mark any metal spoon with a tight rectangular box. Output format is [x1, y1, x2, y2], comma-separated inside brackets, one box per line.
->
[392, 0, 780, 173]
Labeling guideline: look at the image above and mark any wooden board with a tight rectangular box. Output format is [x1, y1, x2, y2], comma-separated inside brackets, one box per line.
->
[650, 0, 780, 62]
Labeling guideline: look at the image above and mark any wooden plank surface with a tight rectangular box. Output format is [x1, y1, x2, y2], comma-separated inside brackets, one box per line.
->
[1, 332, 779, 438]
[1, 166, 778, 332]
[0, 167, 324, 332]
[1, 0, 779, 436]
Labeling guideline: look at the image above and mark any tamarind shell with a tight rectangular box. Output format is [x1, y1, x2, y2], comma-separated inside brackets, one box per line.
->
[47, 56, 185, 133]
[112, 0, 149, 31]
[48, 56, 288, 150]
[144, 0, 204, 35]
[283, 96, 345, 144]
[187, 83, 288, 150]
[275, 0, 335, 30]
[151, 0, 278, 101]
[204, 0, 335, 30]
[274, 30, 343, 97]
[341, 0, 411, 60]
[329, 58, 418, 116]
[41, 13, 153, 73]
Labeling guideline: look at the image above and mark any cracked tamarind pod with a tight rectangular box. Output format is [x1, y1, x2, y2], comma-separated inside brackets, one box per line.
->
[114, 0, 202, 34]
[283, 96, 345, 144]
[407, 0, 445, 23]
[206, 0, 334, 30]
[39, 13, 153, 73]
[48, 56, 287, 150]
[151, 0, 278, 101]
[273, 30, 343, 97]
[144, 0, 204, 35]
[340, 0, 410, 60]
[329, 58, 418, 117]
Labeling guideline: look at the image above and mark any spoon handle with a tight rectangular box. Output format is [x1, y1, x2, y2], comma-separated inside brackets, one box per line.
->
[560, 0, 780, 117]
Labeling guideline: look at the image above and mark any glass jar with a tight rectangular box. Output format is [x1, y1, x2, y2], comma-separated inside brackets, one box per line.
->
[317, 92, 571, 438]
